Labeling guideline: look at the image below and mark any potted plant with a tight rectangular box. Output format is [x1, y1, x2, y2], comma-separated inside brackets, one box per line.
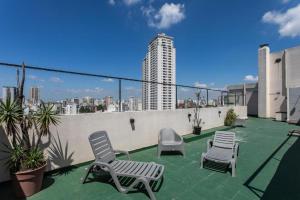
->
[224, 108, 237, 126]
[193, 91, 203, 135]
[0, 64, 60, 197]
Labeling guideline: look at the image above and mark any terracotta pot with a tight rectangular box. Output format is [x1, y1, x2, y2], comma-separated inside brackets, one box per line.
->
[11, 163, 47, 198]
[193, 126, 202, 135]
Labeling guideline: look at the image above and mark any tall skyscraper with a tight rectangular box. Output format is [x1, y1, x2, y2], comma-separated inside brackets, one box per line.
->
[2, 86, 17, 102]
[30, 87, 40, 104]
[142, 33, 176, 110]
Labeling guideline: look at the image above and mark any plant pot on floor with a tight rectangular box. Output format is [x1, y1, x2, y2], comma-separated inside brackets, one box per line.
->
[193, 126, 202, 135]
[11, 163, 47, 198]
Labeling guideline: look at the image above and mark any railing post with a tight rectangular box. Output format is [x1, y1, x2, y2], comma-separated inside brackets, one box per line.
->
[234, 92, 237, 106]
[206, 89, 209, 106]
[119, 79, 122, 112]
[175, 86, 178, 109]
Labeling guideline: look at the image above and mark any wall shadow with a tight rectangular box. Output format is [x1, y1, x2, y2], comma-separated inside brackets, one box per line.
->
[244, 136, 300, 199]
[261, 136, 300, 200]
[47, 131, 75, 175]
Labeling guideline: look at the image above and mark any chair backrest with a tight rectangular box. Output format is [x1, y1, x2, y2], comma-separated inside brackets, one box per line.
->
[159, 128, 177, 142]
[89, 131, 116, 163]
[213, 131, 235, 149]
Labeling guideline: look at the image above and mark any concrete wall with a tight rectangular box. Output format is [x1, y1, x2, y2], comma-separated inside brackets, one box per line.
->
[0, 106, 247, 183]
[288, 87, 300, 124]
[268, 51, 287, 118]
[258, 46, 270, 118]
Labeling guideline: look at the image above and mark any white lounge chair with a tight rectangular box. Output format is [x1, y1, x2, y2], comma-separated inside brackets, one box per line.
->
[200, 131, 239, 177]
[81, 131, 164, 200]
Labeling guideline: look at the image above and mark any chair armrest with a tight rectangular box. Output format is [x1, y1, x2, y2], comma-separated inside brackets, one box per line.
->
[207, 139, 213, 152]
[114, 150, 130, 160]
[175, 133, 184, 143]
[233, 143, 239, 158]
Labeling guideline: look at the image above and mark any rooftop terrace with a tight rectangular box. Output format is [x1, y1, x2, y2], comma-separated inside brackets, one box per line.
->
[1, 117, 300, 200]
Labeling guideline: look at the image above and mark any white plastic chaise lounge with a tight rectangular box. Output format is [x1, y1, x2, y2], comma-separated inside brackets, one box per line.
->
[81, 131, 164, 200]
[200, 131, 239, 177]
[157, 128, 185, 158]
[233, 118, 246, 127]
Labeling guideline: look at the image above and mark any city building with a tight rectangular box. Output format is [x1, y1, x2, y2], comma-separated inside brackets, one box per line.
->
[258, 44, 300, 123]
[128, 96, 140, 111]
[82, 96, 94, 106]
[2, 86, 17, 102]
[30, 87, 40, 104]
[104, 96, 113, 108]
[71, 98, 80, 105]
[142, 33, 176, 111]
[64, 104, 79, 115]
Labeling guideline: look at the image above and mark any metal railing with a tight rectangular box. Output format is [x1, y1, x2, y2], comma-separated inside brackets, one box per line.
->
[0, 62, 244, 112]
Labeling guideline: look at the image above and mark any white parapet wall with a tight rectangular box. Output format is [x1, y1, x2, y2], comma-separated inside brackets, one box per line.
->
[0, 106, 247, 182]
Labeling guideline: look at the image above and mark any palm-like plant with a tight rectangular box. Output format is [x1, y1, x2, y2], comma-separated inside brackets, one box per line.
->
[0, 64, 60, 173]
[0, 99, 22, 147]
[34, 103, 60, 149]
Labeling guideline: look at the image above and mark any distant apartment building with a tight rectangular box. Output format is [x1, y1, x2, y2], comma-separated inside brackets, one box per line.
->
[71, 98, 80, 105]
[65, 104, 78, 115]
[104, 96, 113, 108]
[128, 97, 142, 111]
[82, 96, 94, 106]
[2, 86, 17, 102]
[30, 87, 40, 104]
[142, 33, 176, 110]
[258, 44, 300, 123]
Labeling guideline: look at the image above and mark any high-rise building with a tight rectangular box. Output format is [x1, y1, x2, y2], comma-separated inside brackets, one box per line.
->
[142, 33, 176, 110]
[30, 87, 40, 104]
[128, 96, 140, 111]
[2, 86, 17, 102]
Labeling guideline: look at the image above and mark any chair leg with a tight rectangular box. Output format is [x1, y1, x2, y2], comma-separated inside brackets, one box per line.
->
[200, 154, 205, 169]
[157, 148, 161, 158]
[231, 160, 236, 177]
[141, 178, 156, 200]
[81, 164, 94, 183]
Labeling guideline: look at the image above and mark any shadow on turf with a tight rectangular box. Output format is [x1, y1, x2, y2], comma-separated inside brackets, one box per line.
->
[244, 135, 300, 200]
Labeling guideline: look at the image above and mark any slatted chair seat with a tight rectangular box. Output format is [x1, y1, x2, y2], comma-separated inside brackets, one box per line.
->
[81, 131, 164, 200]
[110, 160, 164, 181]
[200, 131, 239, 177]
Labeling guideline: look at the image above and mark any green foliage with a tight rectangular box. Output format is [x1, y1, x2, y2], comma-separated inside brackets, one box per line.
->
[0, 99, 22, 146]
[193, 91, 203, 128]
[0, 101, 60, 172]
[224, 109, 237, 126]
[23, 148, 45, 170]
[7, 145, 24, 172]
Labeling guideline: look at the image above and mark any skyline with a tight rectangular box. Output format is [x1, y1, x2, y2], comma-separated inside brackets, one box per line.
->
[0, 0, 300, 100]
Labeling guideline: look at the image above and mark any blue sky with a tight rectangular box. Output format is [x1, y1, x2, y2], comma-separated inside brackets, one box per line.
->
[0, 0, 300, 100]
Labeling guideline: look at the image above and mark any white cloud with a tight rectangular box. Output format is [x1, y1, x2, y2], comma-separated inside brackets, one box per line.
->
[28, 75, 45, 82]
[102, 78, 114, 82]
[262, 4, 300, 37]
[180, 87, 190, 92]
[194, 82, 207, 88]
[142, 3, 185, 29]
[108, 0, 116, 5]
[123, 0, 141, 6]
[244, 75, 258, 82]
[49, 77, 64, 83]
[282, 0, 291, 4]
[67, 87, 104, 94]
